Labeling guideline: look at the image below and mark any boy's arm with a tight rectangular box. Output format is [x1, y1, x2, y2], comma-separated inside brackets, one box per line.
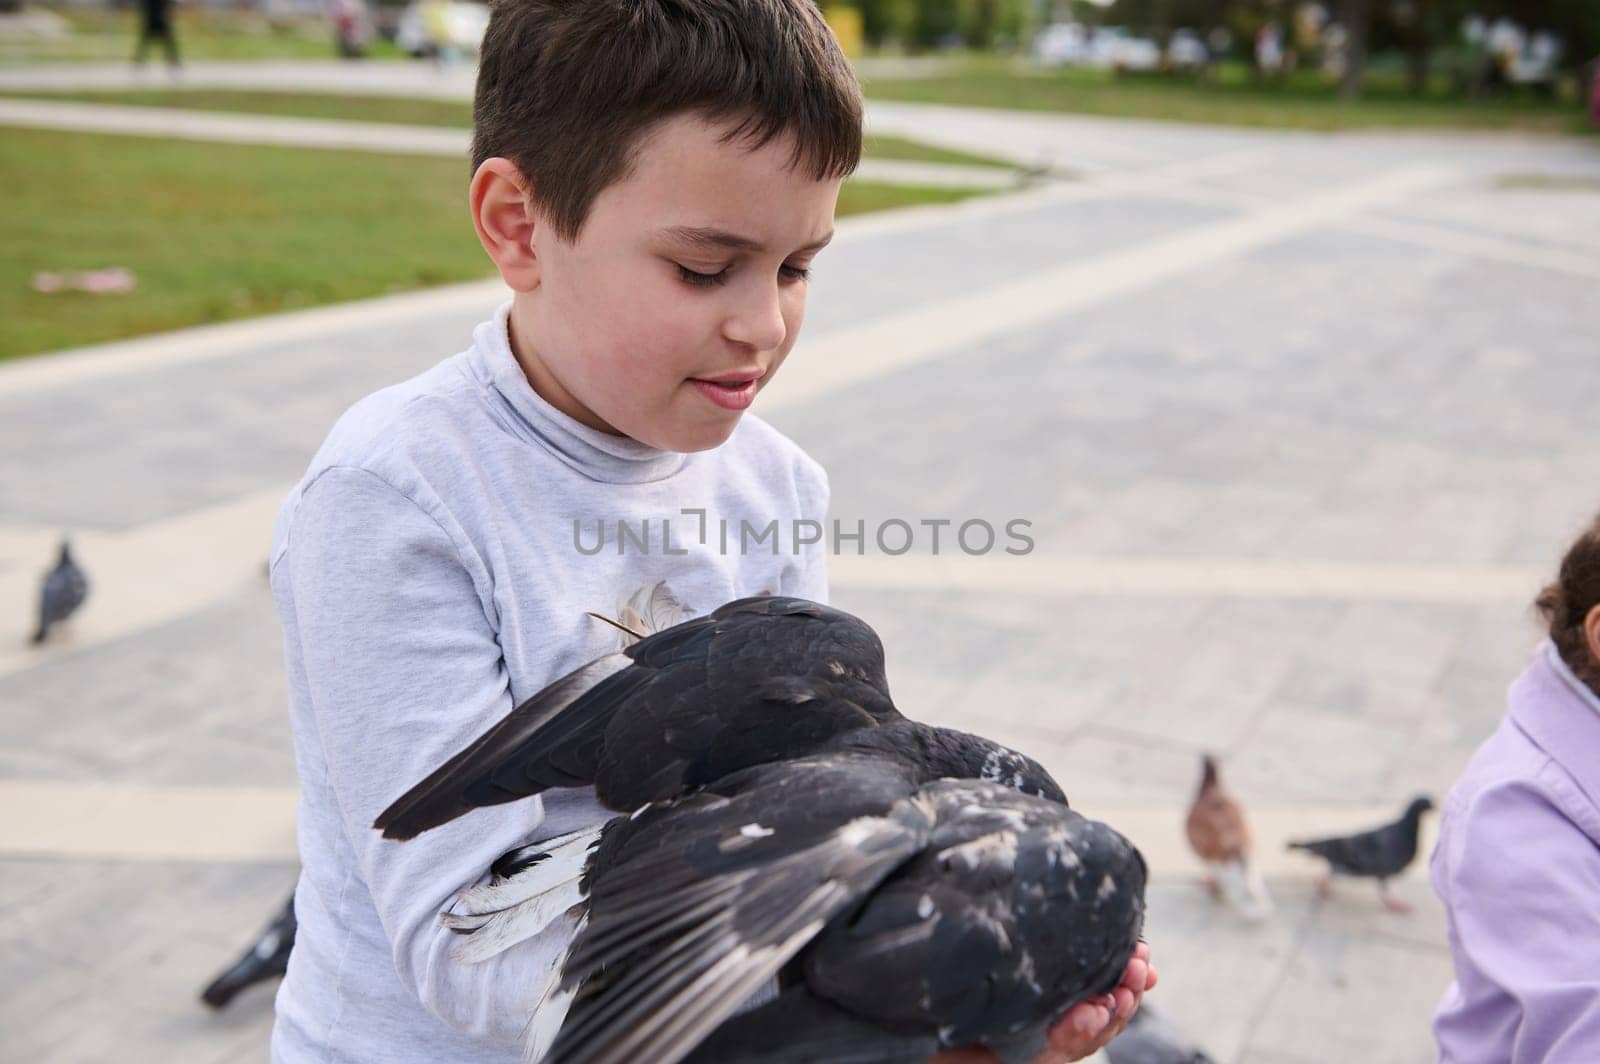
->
[287, 466, 580, 1042]
[1438, 776, 1600, 1063]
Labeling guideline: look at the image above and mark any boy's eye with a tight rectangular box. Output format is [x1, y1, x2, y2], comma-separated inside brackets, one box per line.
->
[675, 263, 812, 287]
[677, 264, 729, 287]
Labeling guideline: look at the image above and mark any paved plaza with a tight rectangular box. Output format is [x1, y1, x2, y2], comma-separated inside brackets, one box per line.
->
[3, 62, 1600, 1063]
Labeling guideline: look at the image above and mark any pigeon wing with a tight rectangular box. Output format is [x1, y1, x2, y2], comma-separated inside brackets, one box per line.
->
[544, 756, 933, 1064]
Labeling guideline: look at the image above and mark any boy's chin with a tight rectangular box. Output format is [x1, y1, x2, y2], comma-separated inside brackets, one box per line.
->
[655, 418, 743, 454]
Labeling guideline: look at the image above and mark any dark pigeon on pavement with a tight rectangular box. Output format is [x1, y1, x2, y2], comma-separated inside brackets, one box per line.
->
[199, 893, 297, 1008]
[1287, 796, 1434, 913]
[32, 537, 88, 644]
[1104, 1004, 1216, 1064]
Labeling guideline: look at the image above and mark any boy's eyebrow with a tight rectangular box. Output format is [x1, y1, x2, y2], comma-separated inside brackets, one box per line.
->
[661, 225, 834, 254]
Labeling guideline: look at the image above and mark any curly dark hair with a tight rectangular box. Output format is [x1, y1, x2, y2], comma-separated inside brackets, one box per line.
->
[471, 0, 862, 243]
[1535, 511, 1600, 695]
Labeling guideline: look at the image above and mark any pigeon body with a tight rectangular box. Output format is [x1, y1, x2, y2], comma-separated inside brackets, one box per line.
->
[376, 596, 1063, 839]
[200, 893, 297, 1008]
[1287, 796, 1434, 912]
[1184, 754, 1269, 918]
[32, 538, 88, 644]
[537, 751, 1146, 1064]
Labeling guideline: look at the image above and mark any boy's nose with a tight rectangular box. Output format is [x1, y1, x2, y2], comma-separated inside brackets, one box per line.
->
[722, 282, 788, 352]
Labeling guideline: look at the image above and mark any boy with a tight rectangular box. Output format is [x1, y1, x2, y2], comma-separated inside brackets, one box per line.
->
[268, 0, 1152, 1060]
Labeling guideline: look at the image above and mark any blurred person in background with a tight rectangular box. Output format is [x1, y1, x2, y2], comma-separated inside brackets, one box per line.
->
[330, 0, 373, 58]
[1589, 53, 1599, 128]
[1431, 512, 1600, 1062]
[132, 0, 180, 69]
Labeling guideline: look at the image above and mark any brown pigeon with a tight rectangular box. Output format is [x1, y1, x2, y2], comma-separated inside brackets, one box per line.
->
[1185, 754, 1270, 919]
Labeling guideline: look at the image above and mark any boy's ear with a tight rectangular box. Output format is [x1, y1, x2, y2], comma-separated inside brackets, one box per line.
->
[471, 158, 541, 292]
[1585, 604, 1600, 667]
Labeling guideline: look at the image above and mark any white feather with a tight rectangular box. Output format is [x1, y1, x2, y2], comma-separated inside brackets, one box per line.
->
[1213, 858, 1273, 921]
[522, 910, 587, 1064]
[615, 581, 692, 646]
[441, 826, 602, 962]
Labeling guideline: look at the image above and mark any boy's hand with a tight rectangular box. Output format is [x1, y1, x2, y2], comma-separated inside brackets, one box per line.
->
[927, 942, 1157, 1064]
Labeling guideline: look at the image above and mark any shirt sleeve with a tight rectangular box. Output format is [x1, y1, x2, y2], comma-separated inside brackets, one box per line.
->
[1437, 774, 1600, 1063]
[787, 454, 830, 605]
[285, 465, 578, 1043]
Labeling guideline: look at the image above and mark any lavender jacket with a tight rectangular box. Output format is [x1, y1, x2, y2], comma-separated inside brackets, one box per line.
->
[1431, 640, 1600, 1062]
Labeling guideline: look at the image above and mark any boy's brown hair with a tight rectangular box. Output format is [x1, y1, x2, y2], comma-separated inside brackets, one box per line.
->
[471, 0, 863, 243]
[1535, 511, 1600, 693]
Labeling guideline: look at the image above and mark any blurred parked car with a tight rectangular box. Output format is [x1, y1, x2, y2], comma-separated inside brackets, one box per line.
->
[1164, 28, 1209, 71]
[1095, 27, 1161, 72]
[1033, 22, 1092, 66]
[1033, 23, 1161, 72]
[395, 0, 488, 57]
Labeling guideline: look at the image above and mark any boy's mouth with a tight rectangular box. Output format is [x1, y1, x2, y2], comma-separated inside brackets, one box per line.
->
[688, 373, 761, 412]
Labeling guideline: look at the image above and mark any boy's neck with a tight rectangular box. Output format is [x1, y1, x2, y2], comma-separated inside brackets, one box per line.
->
[506, 299, 624, 438]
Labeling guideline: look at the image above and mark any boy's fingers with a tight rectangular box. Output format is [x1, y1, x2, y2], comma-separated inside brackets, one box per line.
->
[1120, 957, 1149, 992]
[1145, 963, 1160, 991]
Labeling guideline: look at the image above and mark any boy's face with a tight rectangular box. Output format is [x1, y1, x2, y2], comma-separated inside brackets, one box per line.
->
[512, 113, 844, 452]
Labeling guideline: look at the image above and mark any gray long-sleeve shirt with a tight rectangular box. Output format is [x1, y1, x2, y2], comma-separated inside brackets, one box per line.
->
[268, 303, 829, 1063]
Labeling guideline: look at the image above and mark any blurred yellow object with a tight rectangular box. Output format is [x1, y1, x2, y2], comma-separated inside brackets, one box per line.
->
[825, 6, 863, 61]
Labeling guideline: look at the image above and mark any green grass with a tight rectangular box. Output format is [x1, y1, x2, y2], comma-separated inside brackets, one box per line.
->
[0, 127, 990, 361]
[862, 55, 1597, 135]
[0, 88, 1023, 169]
[0, 7, 408, 64]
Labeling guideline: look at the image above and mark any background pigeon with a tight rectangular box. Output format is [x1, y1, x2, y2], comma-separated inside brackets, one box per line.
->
[1103, 1004, 1217, 1064]
[32, 537, 88, 644]
[1287, 796, 1434, 913]
[374, 596, 1063, 839]
[465, 751, 1146, 1064]
[199, 893, 296, 1008]
[1184, 754, 1270, 919]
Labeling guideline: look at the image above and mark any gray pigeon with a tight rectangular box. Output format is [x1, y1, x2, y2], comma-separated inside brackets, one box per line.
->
[1287, 795, 1434, 913]
[32, 538, 88, 644]
[1104, 1005, 1216, 1064]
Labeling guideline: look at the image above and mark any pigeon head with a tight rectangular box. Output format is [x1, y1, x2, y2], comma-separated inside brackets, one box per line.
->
[1404, 795, 1435, 822]
[58, 538, 73, 565]
[1197, 753, 1219, 792]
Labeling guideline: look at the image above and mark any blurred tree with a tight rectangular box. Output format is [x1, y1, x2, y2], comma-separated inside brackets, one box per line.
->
[1338, 0, 1373, 97]
[849, 0, 918, 47]
[913, 0, 962, 47]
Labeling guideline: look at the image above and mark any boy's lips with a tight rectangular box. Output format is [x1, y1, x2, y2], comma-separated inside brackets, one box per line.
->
[688, 372, 762, 411]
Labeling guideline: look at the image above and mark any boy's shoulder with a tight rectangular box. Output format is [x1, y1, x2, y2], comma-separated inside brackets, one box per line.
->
[304, 351, 483, 488]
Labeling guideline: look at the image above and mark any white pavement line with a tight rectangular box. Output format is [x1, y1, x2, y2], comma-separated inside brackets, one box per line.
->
[0, 780, 299, 863]
[0, 779, 1435, 882]
[765, 164, 1457, 411]
[0, 59, 479, 99]
[0, 97, 473, 155]
[852, 158, 1020, 190]
[0, 485, 287, 679]
[0, 278, 510, 399]
[1346, 214, 1600, 281]
[0, 98, 1019, 188]
[828, 553, 1543, 605]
